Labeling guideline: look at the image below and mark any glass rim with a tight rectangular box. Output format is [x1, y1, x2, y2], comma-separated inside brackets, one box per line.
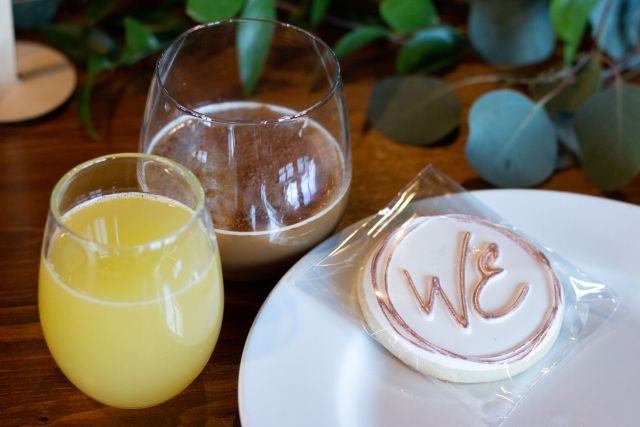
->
[50, 153, 207, 251]
[154, 18, 342, 126]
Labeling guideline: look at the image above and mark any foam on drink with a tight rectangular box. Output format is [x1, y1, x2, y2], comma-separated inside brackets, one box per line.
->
[147, 101, 349, 280]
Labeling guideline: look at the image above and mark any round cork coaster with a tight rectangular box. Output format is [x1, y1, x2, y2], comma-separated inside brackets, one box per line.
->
[0, 41, 76, 123]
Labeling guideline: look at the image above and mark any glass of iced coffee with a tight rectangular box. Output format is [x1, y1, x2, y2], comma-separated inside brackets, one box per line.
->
[140, 19, 351, 280]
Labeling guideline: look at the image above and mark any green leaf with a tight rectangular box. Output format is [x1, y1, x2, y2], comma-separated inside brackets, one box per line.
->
[379, 0, 438, 34]
[395, 26, 464, 74]
[124, 16, 160, 52]
[238, 0, 276, 96]
[367, 75, 461, 146]
[310, 0, 331, 26]
[574, 80, 640, 191]
[623, 0, 640, 47]
[550, 0, 600, 64]
[41, 23, 120, 62]
[621, 0, 640, 70]
[469, 0, 555, 66]
[590, 0, 627, 60]
[530, 58, 602, 112]
[186, 0, 243, 23]
[333, 26, 391, 58]
[466, 89, 557, 187]
[78, 56, 115, 140]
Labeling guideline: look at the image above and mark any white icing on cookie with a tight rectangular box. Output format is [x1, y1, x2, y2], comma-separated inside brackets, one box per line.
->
[358, 214, 564, 383]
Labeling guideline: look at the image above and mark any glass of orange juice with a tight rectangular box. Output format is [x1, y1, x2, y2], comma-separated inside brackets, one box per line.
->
[38, 153, 224, 408]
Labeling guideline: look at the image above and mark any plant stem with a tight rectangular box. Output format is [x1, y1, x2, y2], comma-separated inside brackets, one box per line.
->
[601, 43, 640, 80]
[451, 73, 546, 89]
[275, 0, 411, 46]
[450, 74, 504, 88]
[445, 52, 593, 107]
[449, 64, 579, 90]
[275, 0, 360, 30]
[597, 51, 622, 83]
[537, 78, 569, 107]
[569, 53, 593, 78]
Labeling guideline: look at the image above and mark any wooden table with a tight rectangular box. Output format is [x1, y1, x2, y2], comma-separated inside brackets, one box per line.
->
[2, 32, 639, 426]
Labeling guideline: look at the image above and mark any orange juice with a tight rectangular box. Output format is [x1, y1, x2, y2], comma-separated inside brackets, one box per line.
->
[39, 193, 223, 408]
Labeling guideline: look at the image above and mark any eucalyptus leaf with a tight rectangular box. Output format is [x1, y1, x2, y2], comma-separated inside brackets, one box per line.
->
[124, 17, 160, 52]
[530, 58, 602, 112]
[469, 0, 555, 66]
[622, 0, 640, 70]
[623, 0, 640, 48]
[367, 75, 461, 146]
[550, 0, 600, 64]
[310, 0, 331, 26]
[574, 80, 640, 190]
[241, 1, 276, 25]
[238, 0, 276, 96]
[379, 0, 438, 34]
[466, 89, 557, 187]
[590, 0, 626, 60]
[333, 26, 391, 58]
[396, 26, 464, 74]
[186, 0, 243, 23]
[41, 23, 120, 62]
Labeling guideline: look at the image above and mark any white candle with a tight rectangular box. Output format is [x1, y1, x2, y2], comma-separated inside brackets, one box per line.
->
[0, 0, 18, 88]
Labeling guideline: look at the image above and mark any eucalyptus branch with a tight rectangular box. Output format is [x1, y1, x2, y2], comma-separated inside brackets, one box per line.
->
[620, 44, 640, 69]
[601, 43, 640, 81]
[448, 55, 592, 91]
[276, 0, 414, 47]
[275, 0, 360, 30]
[450, 74, 505, 88]
[596, 51, 623, 82]
[449, 73, 550, 89]
[568, 53, 593, 78]
[537, 78, 570, 107]
[448, 73, 549, 91]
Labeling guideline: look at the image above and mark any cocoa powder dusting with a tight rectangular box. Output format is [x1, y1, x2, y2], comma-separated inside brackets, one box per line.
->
[150, 104, 345, 232]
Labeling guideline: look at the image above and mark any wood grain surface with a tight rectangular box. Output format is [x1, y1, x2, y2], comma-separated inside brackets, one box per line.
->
[1, 23, 639, 427]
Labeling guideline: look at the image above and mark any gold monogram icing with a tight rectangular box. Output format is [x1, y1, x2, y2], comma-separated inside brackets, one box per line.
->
[370, 214, 562, 364]
[472, 241, 530, 320]
[402, 231, 531, 328]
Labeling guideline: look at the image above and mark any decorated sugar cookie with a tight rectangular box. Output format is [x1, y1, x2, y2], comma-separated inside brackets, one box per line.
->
[358, 214, 564, 383]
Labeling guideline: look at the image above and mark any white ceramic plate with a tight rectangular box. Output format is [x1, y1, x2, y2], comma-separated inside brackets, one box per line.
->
[239, 190, 640, 427]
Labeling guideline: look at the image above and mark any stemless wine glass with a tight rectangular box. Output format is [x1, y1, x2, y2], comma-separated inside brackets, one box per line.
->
[140, 19, 351, 281]
[38, 153, 224, 408]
